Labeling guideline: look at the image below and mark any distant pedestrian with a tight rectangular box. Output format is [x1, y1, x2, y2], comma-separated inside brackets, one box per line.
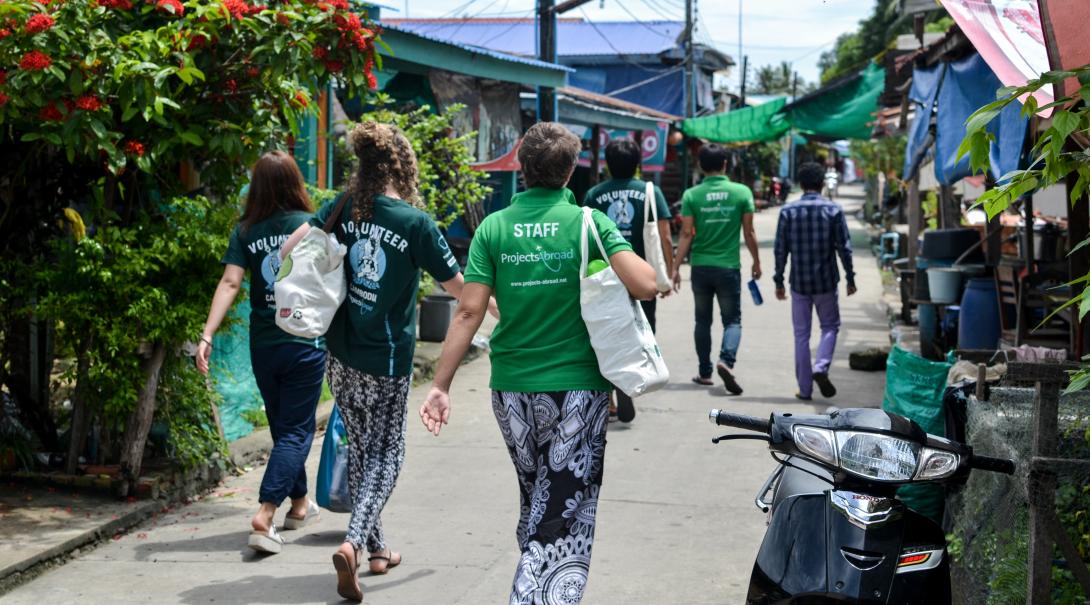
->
[773, 161, 856, 401]
[582, 137, 673, 422]
[670, 143, 761, 395]
[197, 151, 326, 556]
[284, 122, 471, 602]
[420, 122, 657, 605]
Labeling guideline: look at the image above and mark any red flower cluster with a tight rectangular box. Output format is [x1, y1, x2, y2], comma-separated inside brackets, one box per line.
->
[75, 94, 103, 111]
[25, 14, 55, 34]
[364, 56, 376, 89]
[0, 93, 9, 107]
[224, 79, 239, 94]
[222, 0, 263, 19]
[0, 28, 10, 40]
[20, 50, 52, 71]
[246, 66, 261, 78]
[324, 60, 343, 73]
[95, 0, 134, 9]
[0, 71, 6, 85]
[124, 140, 145, 156]
[291, 90, 308, 108]
[275, 12, 291, 25]
[312, 46, 328, 59]
[40, 102, 64, 121]
[156, 0, 184, 16]
[333, 12, 360, 32]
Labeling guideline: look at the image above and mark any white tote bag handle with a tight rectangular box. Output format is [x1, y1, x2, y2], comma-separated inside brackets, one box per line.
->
[579, 207, 611, 277]
[643, 181, 658, 223]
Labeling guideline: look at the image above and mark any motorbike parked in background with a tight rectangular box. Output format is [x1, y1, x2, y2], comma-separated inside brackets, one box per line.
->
[708, 407, 1015, 604]
[823, 169, 840, 199]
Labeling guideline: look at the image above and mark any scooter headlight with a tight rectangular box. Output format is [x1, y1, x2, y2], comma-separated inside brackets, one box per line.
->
[835, 431, 920, 481]
[793, 426, 838, 466]
[915, 447, 960, 480]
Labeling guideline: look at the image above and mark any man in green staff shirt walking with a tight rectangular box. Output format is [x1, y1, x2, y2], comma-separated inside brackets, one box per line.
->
[670, 143, 761, 395]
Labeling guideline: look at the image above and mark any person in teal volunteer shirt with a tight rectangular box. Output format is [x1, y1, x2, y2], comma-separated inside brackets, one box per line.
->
[284, 122, 474, 602]
[582, 137, 673, 423]
[670, 143, 762, 395]
[420, 122, 657, 604]
[197, 151, 326, 555]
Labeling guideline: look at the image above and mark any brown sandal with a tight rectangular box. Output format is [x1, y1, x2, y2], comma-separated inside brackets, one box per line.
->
[332, 545, 363, 602]
[368, 549, 402, 575]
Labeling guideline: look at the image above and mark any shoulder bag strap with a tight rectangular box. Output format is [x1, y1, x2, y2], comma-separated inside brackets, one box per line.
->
[321, 194, 351, 234]
[644, 181, 658, 223]
[582, 207, 611, 267]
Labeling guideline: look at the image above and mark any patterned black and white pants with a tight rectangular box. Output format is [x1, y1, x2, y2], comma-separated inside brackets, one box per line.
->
[492, 390, 610, 605]
[327, 357, 411, 552]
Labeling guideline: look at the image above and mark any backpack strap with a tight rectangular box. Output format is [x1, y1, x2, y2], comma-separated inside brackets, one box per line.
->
[322, 194, 350, 234]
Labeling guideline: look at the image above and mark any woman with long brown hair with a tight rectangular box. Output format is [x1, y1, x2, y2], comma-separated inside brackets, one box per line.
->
[197, 150, 326, 555]
[285, 121, 477, 601]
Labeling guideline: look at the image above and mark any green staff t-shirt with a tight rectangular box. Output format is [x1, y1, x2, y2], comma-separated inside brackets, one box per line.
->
[312, 194, 459, 376]
[464, 187, 632, 392]
[680, 175, 755, 269]
[582, 178, 671, 259]
[222, 211, 323, 351]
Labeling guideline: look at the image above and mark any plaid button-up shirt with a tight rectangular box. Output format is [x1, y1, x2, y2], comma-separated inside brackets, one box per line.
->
[773, 193, 855, 295]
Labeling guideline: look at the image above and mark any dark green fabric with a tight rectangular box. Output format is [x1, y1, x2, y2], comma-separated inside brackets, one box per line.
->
[881, 346, 952, 524]
[581, 178, 670, 259]
[680, 97, 789, 143]
[784, 63, 885, 141]
[311, 194, 459, 377]
[222, 211, 323, 350]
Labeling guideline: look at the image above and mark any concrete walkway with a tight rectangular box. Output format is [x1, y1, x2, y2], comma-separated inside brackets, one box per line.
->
[3, 185, 888, 604]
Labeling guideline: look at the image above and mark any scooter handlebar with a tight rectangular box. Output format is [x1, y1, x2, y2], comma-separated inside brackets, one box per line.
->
[970, 454, 1015, 475]
[709, 409, 772, 434]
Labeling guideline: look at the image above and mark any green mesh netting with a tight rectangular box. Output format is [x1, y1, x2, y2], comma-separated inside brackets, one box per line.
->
[209, 280, 263, 442]
[948, 386, 1090, 605]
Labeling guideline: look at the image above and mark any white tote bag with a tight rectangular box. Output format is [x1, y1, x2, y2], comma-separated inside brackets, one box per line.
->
[274, 195, 349, 338]
[641, 181, 672, 293]
[579, 207, 670, 397]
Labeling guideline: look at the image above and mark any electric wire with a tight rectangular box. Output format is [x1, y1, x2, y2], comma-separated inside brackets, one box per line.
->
[613, 0, 678, 38]
[577, 7, 673, 74]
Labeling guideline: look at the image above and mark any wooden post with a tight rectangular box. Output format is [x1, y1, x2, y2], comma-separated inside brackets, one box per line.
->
[1024, 193, 1035, 275]
[939, 184, 959, 229]
[907, 177, 921, 268]
[589, 124, 601, 186]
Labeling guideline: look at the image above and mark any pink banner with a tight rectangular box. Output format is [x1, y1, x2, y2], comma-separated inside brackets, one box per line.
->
[941, 0, 1054, 115]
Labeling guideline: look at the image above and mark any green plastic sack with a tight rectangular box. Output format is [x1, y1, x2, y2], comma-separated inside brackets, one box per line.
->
[881, 346, 952, 523]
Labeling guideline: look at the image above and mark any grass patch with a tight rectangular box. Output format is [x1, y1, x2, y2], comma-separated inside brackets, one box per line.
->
[240, 407, 268, 428]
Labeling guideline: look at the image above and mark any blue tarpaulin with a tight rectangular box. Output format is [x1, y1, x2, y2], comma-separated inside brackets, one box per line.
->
[902, 62, 944, 180]
[902, 52, 1027, 184]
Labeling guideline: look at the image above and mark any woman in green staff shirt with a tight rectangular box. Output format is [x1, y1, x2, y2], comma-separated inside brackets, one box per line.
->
[285, 122, 477, 602]
[420, 122, 657, 604]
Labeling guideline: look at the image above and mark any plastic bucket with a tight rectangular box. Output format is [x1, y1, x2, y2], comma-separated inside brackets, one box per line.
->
[927, 267, 963, 304]
[418, 294, 456, 342]
[958, 278, 1001, 350]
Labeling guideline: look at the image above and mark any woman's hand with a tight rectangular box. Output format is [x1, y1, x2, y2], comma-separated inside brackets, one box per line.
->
[419, 387, 451, 436]
[196, 338, 212, 375]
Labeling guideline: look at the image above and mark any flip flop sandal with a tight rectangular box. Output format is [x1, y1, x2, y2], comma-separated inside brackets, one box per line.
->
[247, 525, 284, 555]
[283, 499, 321, 530]
[368, 549, 402, 575]
[332, 547, 363, 602]
[692, 376, 714, 386]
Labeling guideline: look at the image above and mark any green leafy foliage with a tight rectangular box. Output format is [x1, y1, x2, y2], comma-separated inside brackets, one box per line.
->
[157, 351, 229, 469]
[851, 135, 907, 180]
[0, 0, 381, 190]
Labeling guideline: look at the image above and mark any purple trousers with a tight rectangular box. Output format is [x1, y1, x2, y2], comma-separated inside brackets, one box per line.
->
[792, 291, 841, 398]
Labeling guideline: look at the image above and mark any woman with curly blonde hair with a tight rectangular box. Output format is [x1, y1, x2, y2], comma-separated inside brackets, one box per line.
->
[286, 122, 471, 601]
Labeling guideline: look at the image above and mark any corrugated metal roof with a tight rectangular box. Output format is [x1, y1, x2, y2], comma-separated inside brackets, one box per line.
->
[380, 23, 575, 73]
[383, 18, 683, 59]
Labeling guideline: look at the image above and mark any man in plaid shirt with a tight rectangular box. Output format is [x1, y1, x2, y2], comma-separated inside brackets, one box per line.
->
[773, 162, 856, 401]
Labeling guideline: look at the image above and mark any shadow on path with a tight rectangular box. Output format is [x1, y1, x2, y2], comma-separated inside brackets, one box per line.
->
[178, 569, 437, 604]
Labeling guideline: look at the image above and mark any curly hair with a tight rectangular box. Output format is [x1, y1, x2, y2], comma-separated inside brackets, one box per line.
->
[345, 121, 419, 221]
[518, 122, 581, 189]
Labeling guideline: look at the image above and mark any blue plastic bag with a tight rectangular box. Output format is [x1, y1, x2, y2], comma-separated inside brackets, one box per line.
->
[316, 405, 351, 513]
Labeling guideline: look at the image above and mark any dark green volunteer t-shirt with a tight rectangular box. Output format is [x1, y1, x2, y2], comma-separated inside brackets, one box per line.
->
[222, 211, 324, 350]
[680, 175, 755, 269]
[582, 178, 671, 259]
[312, 194, 459, 377]
[464, 187, 632, 393]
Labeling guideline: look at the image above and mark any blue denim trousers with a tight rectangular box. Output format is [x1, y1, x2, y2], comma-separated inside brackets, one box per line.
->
[250, 343, 327, 505]
[691, 266, 742, 378]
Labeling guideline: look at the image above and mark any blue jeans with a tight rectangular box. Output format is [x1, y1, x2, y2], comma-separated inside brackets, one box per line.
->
[691, 266, 742, 378]
[251, 343, 327, 505]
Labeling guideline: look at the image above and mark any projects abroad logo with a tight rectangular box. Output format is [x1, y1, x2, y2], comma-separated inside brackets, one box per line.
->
[500, 246, 574, 272]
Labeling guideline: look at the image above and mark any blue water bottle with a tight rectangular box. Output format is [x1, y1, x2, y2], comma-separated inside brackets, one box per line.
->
[748, 279, 764, 306]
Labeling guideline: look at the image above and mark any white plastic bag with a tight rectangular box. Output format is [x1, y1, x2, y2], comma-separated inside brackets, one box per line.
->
[274, 199, 348, 338]
[580, 207, 670, 397]
[642, 181, 672, 293]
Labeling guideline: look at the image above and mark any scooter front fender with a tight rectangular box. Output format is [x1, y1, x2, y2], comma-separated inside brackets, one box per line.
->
[746, 492, 949, 604]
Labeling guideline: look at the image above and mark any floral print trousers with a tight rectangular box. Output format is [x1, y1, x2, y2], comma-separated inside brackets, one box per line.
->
[327, 357, 411, 552]
[491, 390, 610, 605]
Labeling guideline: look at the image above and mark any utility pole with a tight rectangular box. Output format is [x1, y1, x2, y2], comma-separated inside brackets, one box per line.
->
[739, 55, 748, 106]
[789, 71, 798, 180]
[537, 0, 558, 122]
[684, 0, 694, 117]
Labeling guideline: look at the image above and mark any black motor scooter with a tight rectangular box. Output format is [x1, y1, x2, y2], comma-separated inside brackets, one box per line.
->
[708, 407, 1014, 604]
